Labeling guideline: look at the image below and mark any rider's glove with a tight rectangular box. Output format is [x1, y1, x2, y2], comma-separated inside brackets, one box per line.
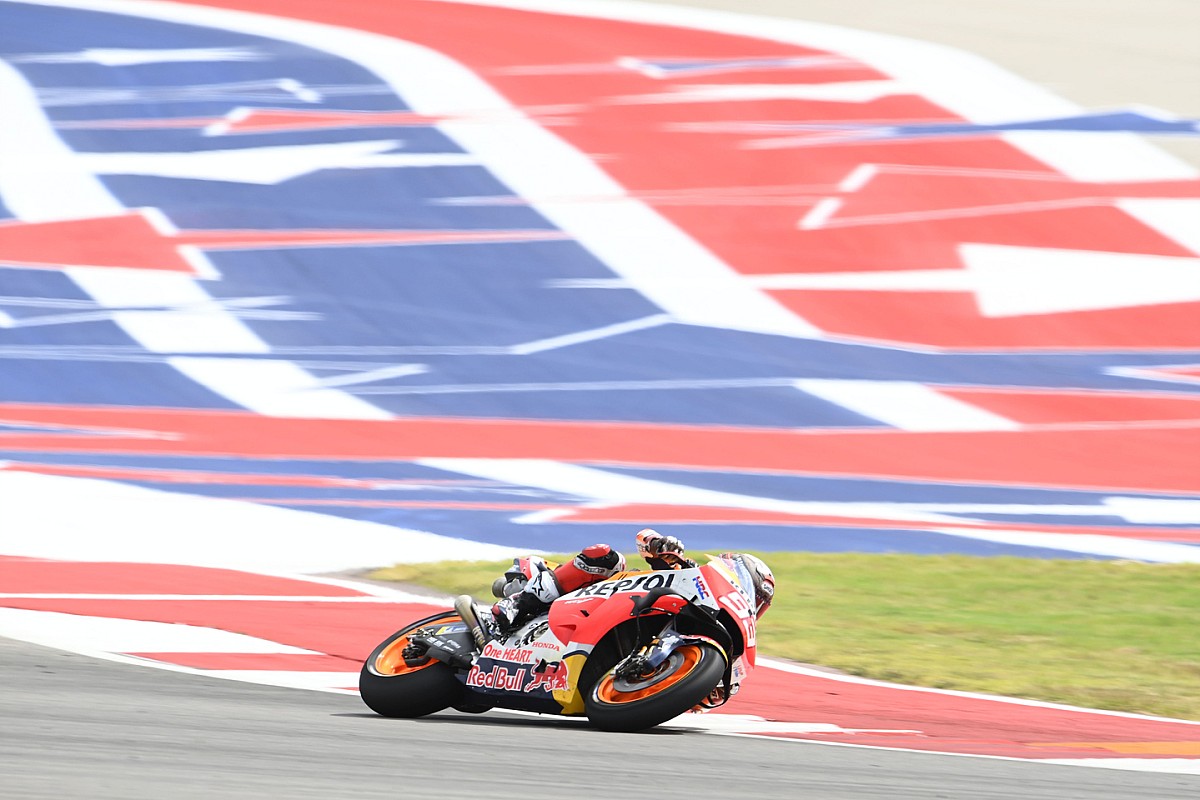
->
[650, 535, 685, 557]
[636, 529, 686, 561]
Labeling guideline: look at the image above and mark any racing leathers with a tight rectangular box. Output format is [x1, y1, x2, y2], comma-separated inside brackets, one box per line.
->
[473, 529, 694, 641]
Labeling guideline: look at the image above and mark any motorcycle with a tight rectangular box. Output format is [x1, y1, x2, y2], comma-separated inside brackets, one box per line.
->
[359, 554, 761, 732]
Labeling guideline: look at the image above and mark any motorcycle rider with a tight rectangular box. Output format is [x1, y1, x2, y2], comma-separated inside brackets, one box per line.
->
[455, 528, 694, 647]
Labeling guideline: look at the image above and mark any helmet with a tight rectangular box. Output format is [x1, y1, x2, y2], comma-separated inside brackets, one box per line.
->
[721, 553, 775, 619]
[742, 554, 775, 619]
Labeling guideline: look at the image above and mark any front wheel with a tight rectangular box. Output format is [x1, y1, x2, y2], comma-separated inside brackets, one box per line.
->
[359, 612, 465, 718]
[585, 643, 726, 732]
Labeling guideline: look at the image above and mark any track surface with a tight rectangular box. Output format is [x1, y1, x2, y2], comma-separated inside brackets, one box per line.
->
[4, 637, 1198, 800]
[3, 0, 1200, 796]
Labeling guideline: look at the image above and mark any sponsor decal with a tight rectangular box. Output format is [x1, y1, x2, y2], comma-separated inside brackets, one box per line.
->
[465, 663, 530, 692]
[571, 572, 677, 598]
[525, 660, 570, 693]
[464, 659, 570, 693]
[692, 575, 710, 599]
[509, 619, 550, 648]
[480, 641, 537, 663]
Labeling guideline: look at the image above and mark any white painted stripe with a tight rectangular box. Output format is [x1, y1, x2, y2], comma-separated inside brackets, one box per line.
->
[748, 270, 975, 290]
[795, 379, 1021, 431]
[1103, 496, 1200, 524]
[1117, 199, 1200, 255]
[419, 458, 960, 523]
[0, 59, 123, 219]
[1002, 131, 1198, 181]
[309, 363, 428, 389]
[168, 357, 393, 419]
[66, 269, 270, 354]
[0, 470, 523, 573]
[660, 713, 919, 736]
[798, 197, 842, 230]
[509, 314, 672, 354]
[931, 528, 1200, 563]
[0, 607, 318, 654]
[200, 670, 360, 690]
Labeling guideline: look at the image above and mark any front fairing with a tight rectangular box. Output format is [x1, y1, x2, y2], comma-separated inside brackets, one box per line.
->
[697, 557, 758, 668]
[550, 568, 712, 646]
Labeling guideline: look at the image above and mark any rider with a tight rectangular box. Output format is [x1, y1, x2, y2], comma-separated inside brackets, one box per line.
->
[455, 528, 693, 646]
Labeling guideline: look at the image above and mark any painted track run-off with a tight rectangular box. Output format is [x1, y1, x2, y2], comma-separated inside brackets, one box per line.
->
[1, 555, 1197, 774]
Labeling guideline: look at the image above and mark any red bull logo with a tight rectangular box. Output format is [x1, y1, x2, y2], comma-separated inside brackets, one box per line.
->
[525, 661, 570, 694]
[465, 664, 528, 692]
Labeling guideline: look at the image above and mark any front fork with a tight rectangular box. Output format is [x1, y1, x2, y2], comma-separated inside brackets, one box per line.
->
[612, 621, 731, 709]
[613, 626, 688, 681]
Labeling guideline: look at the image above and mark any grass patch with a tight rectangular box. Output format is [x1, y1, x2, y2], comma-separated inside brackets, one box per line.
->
[370, 553, 1200, 720]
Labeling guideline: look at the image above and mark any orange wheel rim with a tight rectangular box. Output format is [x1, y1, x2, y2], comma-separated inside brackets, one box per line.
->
[594, 645, 703, 704]
[373, 614, 458, 676]
[374, 633, 436, 676]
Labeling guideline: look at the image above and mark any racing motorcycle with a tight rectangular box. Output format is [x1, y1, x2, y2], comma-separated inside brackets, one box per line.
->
[359, 554, 761, 732]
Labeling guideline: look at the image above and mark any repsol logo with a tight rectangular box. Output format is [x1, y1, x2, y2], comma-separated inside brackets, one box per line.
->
[572, 572, 676, 598]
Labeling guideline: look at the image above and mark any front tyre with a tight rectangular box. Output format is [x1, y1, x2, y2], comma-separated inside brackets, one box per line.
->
[359, 613, 464, 718]
[585, 643, 726, 732]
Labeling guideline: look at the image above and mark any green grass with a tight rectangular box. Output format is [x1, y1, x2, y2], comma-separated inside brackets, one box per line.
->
[370, 553, 1200, 720]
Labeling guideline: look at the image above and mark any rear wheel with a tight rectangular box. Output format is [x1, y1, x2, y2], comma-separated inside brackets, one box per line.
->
[584, 642, 726, 732]
[359, 613, 465, 718]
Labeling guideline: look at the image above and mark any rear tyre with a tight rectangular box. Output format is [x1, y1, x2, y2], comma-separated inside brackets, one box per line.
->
[584, 642, 726, 732]
[359, 614, 465, 718]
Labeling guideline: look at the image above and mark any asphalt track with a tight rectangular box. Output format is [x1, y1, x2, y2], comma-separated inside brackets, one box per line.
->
[4, 637, 1198, 800]
[3, 1, 1199, 797]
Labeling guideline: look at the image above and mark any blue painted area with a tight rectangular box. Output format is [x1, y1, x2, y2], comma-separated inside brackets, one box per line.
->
[1, 449, 1189, 560]
[1, 2, 1197, 562]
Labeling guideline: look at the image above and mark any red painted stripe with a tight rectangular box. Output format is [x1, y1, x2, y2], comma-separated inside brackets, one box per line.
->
[0, 598, 448, 659]
[0, 557, 365, 596]
[2, 403, 1198, 493]
[7, 560, 1198, 759]
[725, 665, 1200, 758]
[940, 387, 1200, 425]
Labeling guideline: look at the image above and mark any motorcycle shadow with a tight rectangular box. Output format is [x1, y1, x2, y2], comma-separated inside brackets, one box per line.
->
[334, 710, 689, 735]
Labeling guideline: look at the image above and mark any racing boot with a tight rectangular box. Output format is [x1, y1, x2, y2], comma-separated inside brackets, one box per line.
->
[453, 594, 494, 650]
[489, 590, 545, 638]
